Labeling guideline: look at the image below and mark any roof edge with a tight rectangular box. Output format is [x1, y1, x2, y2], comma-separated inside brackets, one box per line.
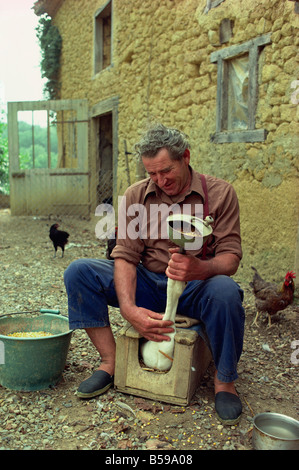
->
[33, 0, 63, 17]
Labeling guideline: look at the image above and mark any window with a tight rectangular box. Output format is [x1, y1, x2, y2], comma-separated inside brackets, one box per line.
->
[210, 33, 271, 143]
[224, 54, 249, 131]
[17, 110, 58, 169]
[94, 0, 112, 74]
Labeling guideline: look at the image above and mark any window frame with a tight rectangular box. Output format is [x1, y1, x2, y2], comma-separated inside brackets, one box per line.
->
[94, 0, 112, 75]
[210, 33, 271, 143]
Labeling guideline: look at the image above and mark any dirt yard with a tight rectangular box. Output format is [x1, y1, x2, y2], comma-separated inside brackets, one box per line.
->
[0, 209, 298, 451]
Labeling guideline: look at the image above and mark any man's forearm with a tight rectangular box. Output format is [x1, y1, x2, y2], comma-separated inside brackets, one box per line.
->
[206, 253, 240, 278]
[166, 251, 240, 282]
[114, 258, 137, 313]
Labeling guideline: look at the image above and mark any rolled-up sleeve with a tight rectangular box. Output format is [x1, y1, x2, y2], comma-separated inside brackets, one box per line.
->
[210, 183, 242, 260]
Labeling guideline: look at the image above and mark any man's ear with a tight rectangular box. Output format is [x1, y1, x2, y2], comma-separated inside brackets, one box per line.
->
[183, 148, 190, 165]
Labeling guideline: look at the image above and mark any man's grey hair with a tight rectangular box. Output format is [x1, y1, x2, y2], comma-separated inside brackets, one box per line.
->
[134, 123, 190, 160]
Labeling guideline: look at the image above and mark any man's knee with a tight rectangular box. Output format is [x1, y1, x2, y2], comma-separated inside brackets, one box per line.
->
[64, 259, 90, 288]
[64, 259, 115, 293]
[209, 275, 243, 304]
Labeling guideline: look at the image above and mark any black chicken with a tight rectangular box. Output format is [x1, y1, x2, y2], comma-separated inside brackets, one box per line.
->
[106, 227, 118, 260]
[49, 223, 69, 258]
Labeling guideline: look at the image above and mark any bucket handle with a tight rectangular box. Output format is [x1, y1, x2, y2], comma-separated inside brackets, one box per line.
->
[0, 308, 60, 319]
[40, 309, 60, 315]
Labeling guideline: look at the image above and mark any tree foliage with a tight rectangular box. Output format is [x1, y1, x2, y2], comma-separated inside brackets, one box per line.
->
[0, 119, 58, 194]
[17, 121, 58, 170]
[36, 14, 62, 99]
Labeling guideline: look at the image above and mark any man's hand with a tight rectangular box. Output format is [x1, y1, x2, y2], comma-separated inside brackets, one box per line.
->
[166, 248, 240, 281]
[114, 258, 174, 342]
[122, 305, 174, 342]
[166, 249, 201, 281]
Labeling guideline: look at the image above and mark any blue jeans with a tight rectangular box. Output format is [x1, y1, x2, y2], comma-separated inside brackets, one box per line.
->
[64, 259, 245, 383]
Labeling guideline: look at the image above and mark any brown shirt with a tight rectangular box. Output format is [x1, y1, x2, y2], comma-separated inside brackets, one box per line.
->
[111, 167, 242, 273]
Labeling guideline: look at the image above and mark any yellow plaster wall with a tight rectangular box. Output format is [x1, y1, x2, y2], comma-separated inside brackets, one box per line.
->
[51, 0, 299, 282]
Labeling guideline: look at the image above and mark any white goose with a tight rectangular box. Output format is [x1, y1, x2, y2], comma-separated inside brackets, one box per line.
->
[140, 277, 186, 371]
[140, 215, 213, 371]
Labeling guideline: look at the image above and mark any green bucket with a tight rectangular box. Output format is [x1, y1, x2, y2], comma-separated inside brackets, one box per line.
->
[0, 312, 73, 391]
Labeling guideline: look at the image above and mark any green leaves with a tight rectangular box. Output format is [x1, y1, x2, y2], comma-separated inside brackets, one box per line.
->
[36, 14, 62, 99]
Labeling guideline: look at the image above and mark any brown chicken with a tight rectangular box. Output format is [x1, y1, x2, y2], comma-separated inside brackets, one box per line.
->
[250, 267, 296, 327]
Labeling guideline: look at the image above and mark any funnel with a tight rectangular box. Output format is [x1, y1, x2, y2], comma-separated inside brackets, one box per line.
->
[167, 214, 213, 252]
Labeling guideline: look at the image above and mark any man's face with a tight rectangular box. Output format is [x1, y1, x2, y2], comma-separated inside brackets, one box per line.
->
[142, 148, 190, 196]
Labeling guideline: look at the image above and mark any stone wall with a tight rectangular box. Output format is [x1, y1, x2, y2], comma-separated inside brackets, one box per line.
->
[51, 0, 299, 282]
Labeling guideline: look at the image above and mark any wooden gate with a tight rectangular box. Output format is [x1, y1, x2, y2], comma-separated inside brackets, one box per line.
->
[8, 99, 89, 216]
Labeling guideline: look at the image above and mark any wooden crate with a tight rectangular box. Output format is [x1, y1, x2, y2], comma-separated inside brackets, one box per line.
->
[114, 324, 212, 406]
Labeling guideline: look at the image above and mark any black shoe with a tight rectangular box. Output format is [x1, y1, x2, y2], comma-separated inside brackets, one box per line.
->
[215, 392, 242, 425]
[76, 370, 114, 398]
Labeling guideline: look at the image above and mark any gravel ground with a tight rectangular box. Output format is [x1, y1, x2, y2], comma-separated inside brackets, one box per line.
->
[0, 209, 298, 451]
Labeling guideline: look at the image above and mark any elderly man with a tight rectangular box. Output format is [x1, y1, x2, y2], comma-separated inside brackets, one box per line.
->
[64, 124, 245, 425]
